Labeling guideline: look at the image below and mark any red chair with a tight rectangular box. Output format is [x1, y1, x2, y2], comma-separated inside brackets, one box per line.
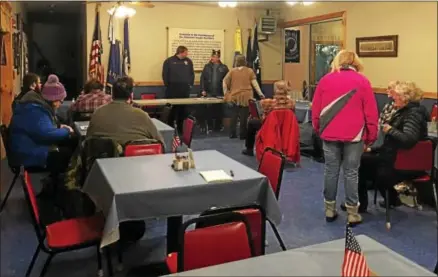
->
[182, 116, 195, 148]
[257, 147, 287, 250]
[431, 103, 438, 120]
[125, 143, 163, 157]
[20, 168, 107, 277]
[384, 139, 437, 230]
[166, 212, 255, 273]
[200, 205, 266, 256]
[248, 99, 261, 119]
[141, 93, 158, 117]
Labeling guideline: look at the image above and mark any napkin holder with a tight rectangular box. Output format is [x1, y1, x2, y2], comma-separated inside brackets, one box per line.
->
[172, 155, 190, 171]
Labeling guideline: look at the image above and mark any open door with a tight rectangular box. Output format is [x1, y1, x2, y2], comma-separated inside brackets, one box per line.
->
[1, 2, 14, 128]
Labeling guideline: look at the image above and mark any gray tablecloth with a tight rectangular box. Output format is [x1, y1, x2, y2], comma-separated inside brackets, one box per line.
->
[73, 118, 174, 152]
[295, 101, 311, 123]
[82, 150, 282, 247]
[167, 235, 434, 276]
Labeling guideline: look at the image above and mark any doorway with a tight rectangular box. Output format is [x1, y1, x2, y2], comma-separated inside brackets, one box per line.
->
[281, 12, 346, 100]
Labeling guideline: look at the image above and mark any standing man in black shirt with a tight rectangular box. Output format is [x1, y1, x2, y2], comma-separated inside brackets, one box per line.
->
[162, 46, 194, 133]
[200, 50, 229, 132]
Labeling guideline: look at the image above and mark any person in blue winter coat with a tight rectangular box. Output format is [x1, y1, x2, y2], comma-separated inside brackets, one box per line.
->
[9, 74, 76, 175]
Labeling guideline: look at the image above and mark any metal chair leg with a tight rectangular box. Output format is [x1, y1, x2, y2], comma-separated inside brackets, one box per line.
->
[385, 189, 391, 230]
[374, 186, 378, 205]
[25, 245, 41, 277]
[96, 246, 103, 277]
[105, 247, 114, 277]
[268, 220, 287, 251]
[39, 254, 54, 277]
[0, 173, 18, 212]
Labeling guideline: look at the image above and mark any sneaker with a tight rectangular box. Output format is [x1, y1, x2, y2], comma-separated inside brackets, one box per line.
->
[340, 203, 367, 213]
[241, 149, 254, 156]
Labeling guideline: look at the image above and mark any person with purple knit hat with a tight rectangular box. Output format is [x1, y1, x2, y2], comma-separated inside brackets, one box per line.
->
[9, 74, 77, 176]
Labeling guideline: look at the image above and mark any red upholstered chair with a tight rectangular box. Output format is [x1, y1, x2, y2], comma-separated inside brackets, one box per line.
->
[383, 139, 437, 230]
[21, 168, 107, 277]
[199, 205, 266, 256]
[125, 143, 163, 156]
[166, 212, 255, 273]
[257, 147, 287, 250]
[141, 93, 158, 117]
[431, 103, 438, 120]
[248, 99, 261, 120]
[182, 116, 195, 148]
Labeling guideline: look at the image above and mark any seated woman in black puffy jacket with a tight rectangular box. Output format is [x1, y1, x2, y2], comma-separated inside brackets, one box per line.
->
[357, 81, 429, 212]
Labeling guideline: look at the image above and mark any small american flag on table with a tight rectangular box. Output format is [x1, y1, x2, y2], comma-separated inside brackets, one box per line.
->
[342, 225, 373, 277]
[172, 124, 181, 153]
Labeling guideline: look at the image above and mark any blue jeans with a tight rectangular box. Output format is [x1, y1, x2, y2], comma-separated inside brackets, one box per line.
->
[322, 140, 364, 206]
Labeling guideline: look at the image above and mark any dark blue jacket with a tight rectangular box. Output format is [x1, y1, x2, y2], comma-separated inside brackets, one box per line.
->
[9, 92, 69, 167]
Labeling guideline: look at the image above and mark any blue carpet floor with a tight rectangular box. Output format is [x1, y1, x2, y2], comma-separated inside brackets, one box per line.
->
[1, 134, 437, 277]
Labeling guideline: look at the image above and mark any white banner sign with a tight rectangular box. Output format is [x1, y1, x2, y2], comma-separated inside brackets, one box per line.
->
[167, 28, 225, 71]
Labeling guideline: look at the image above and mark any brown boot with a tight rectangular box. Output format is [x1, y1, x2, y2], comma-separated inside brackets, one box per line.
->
[324, 200, 338, 222]
[345, 203, 363, 226]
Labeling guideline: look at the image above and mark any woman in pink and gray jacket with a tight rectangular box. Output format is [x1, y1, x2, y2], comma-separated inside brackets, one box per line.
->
[312, 50, 378, 226]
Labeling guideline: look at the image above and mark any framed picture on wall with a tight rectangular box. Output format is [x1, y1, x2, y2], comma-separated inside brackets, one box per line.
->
[356, 35, 398, 57]
[285, 29, 300, 63]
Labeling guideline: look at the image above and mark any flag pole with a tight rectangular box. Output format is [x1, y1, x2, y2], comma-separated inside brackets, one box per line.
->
[174, 121, 178, 158]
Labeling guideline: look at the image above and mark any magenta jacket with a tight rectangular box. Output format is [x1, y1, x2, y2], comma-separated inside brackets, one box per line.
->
[311, 69, 379, 145]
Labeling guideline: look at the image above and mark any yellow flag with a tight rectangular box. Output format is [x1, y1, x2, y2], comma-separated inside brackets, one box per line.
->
[234, 27, 243, 54]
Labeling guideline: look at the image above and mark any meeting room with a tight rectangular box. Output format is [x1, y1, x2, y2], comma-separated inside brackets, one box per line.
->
[0, 1, 437, 276]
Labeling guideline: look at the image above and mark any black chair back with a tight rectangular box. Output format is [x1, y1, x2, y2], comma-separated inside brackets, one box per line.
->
[0, 124, 19, 172]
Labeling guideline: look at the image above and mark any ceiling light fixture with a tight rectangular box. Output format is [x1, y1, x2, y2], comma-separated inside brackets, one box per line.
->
[287, 1, 314, 6]
[218, 2, 238, 8]
[108, 5, 136, 18]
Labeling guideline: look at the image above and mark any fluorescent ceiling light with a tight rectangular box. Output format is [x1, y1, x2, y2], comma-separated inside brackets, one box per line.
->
[302, 1, 314, 6]
[286, 1, 314, 6]
[286, 1, 298, 6]
[218, 2, 237, 8]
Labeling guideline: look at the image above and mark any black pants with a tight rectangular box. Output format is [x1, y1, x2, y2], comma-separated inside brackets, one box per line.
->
[358, 152, 424, 209]
[46, 135, 78, 176]
[199, 104, 224, 131]
[230, 104, 249, 138]
[245, 119, 262, 149]
[166, 83, 190, 134]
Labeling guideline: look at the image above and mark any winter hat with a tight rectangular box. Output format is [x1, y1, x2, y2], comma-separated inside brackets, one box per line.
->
[41, 74, 67, 102]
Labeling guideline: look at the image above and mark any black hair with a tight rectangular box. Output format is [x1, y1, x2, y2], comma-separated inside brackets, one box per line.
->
[112, 76, 134, 100]
[84, 79, 104, 94]
[22, 73, 39, 93]
[212, 49, 221, 57]
[176, 46, 188, 55]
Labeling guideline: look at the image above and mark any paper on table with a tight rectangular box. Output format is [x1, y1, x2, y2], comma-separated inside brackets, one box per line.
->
[200, 170, 233, 183]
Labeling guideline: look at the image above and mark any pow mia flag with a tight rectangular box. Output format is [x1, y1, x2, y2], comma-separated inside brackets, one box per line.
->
[285, 29, 300, 63]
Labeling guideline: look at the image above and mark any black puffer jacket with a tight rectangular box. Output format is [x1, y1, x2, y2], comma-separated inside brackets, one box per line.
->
[380, 102, 428, 161]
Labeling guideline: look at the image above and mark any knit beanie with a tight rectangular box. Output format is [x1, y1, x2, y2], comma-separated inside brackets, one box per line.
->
[41, 74, 67, 102]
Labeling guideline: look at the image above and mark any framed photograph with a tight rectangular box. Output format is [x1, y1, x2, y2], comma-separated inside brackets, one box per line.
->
[356, 35, 398, 57]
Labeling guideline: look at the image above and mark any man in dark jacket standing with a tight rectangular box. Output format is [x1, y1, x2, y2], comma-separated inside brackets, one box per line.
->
[200, 50, 229, 132]
[162, 46, 194, 133]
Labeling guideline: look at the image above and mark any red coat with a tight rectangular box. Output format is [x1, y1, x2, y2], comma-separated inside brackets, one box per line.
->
[255, 109, 300, 163]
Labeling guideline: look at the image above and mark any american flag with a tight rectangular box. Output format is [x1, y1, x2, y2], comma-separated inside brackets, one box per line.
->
[172, 126, 181, 153]
[342, 226, 371, 277]
[89, 4, 104, 83]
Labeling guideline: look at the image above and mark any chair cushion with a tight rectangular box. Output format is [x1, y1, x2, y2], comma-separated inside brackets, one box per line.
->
[166, 253, 178, 274]
[46, 215, 104, 249]
[413, 175, 430, 182]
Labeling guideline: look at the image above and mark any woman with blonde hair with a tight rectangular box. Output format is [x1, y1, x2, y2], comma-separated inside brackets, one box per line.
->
[358, 81, 429, 210]
[223, 55, 265, 139]
[312, 50, 379, 225]
[379, 81, 400, 125]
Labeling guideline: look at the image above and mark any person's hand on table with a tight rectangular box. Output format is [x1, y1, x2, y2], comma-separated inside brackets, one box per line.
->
[61, 124, 74, 133]
[382, 124, 392, 133]
[201, 91, 207, 97]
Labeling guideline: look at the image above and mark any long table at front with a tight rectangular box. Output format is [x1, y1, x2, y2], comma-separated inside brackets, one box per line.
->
[166, 235, 434, 276]
[133, 97, 224, 106]
[82, 150, 282, 250]
[73, 118, 174, 152]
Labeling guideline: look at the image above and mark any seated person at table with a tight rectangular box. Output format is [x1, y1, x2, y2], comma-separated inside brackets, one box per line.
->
[86, 76, 164, 147]
[379, 81, 399, 125]
[242, 80, 295, 156]
[12, 73, 42, 110]
[9, 74, 76, 176]
[357, 81, 428, 211]
[70, 79, 111, 114]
